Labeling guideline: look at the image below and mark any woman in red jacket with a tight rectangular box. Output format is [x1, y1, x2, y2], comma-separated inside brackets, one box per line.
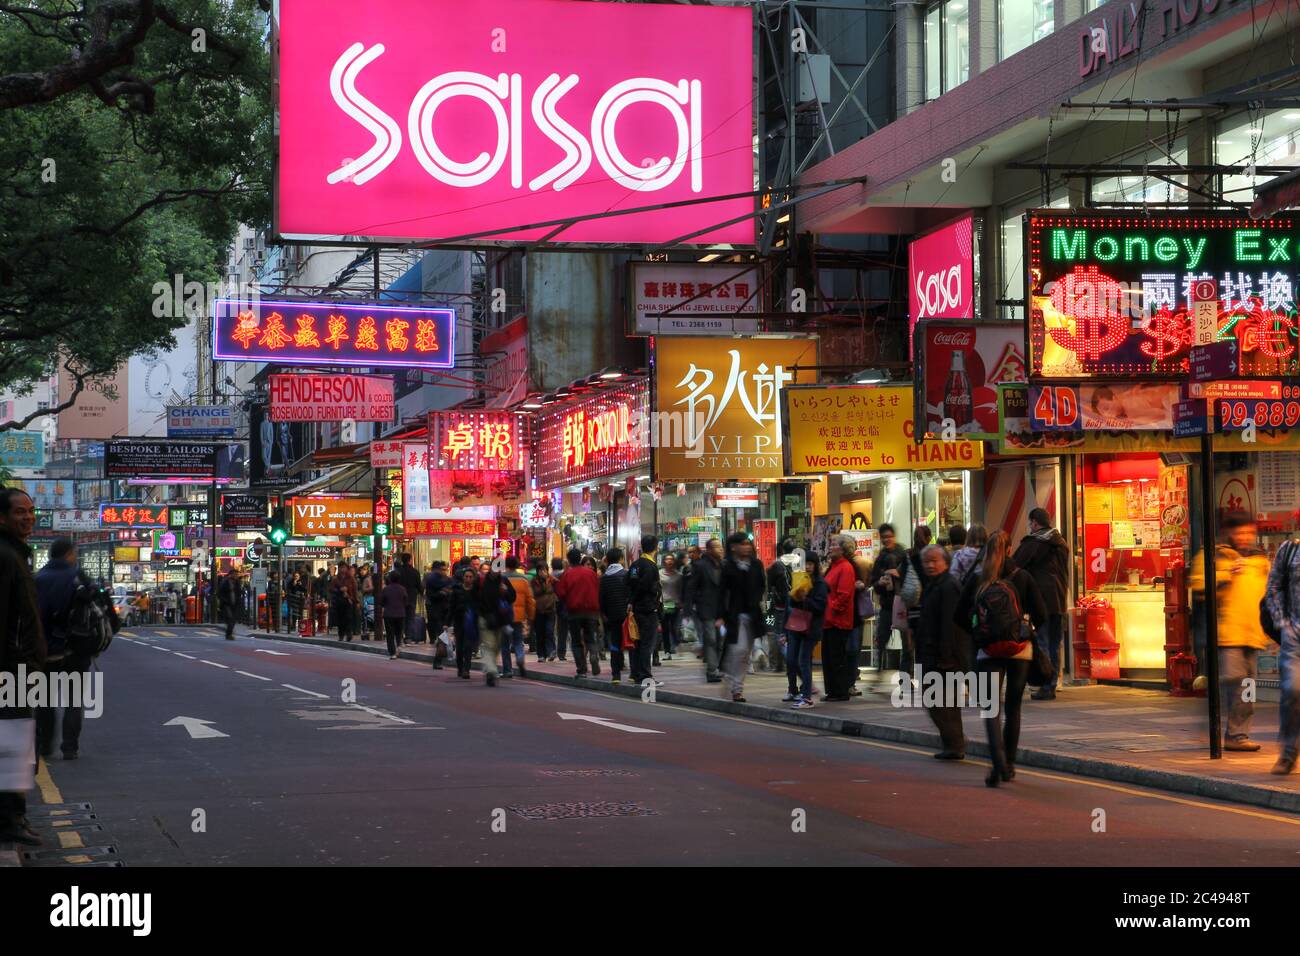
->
[821, 536, 859, 701]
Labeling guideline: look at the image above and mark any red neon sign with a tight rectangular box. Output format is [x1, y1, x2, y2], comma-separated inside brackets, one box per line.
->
[429, 412, 523, 472]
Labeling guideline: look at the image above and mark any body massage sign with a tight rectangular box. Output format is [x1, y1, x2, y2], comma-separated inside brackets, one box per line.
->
[782, 385, 984, 475]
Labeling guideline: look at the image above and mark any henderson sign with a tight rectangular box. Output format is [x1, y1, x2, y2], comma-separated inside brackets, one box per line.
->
[274, 0, 754, 245]
[269, 373, 395, 423]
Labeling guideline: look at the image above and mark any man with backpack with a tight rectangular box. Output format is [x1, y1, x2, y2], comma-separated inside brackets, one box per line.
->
[35, 539, 116, 760]
[1012, 508, 1071, 700]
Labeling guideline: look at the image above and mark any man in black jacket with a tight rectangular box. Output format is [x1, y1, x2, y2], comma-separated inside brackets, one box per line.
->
[717, 532, 767, 702]
[423, 561, 453, 649]
[0, 488, 45, 846]
[916, 545, 969, 759]
[869, 523, 909, 671]
[765, 539, 795, 673]
[688, 539, 724, 682]
[627, 535, 662, 686]
[396, 552, 424, 644]
[1012, 508, 1071, 700]
[599, 548, 631, 684]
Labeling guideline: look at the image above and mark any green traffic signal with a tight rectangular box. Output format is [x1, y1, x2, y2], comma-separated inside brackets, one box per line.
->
[268, 506, 288, 545]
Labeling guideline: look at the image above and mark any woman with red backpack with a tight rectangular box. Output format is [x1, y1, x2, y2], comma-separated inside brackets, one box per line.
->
[955, 531, 1046, 787]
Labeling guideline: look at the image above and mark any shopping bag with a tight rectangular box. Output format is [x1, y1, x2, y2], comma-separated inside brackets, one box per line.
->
[0, 718, 36, 791]
[621, 612, 639, 650]
[679, 615, 698, 644]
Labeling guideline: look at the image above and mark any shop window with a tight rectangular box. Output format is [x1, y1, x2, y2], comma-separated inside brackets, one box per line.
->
[1216, 109, 1300, 206]
[999, 0, 1055, 61]
[924, 0, 969, 100]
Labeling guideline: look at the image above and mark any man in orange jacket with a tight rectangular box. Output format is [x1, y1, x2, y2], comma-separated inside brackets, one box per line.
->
[503, 555, 536, 678]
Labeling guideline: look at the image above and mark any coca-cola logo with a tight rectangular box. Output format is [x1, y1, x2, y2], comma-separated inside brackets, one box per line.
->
[932, 330, 973, 347]
[914, 265, 964, 318]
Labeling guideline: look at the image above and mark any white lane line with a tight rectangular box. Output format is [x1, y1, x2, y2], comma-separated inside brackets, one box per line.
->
[282, 683, 329, 699]
[349, 703, 414, 725]
[199, 660, 229, 669]
[236, 670, 272, 681]
[174, 653, 197, 660]
[150, 645, 171, 652]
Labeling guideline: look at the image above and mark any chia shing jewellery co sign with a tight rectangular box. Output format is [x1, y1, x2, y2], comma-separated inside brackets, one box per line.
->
[274, 0, 755, 245]
[269, 373, 395, 423]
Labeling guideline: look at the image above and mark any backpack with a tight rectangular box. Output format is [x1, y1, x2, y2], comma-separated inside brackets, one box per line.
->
[1262, 540, 1298, 643]
[974, 580, 1027, 658]
[66, 583, 113, 657]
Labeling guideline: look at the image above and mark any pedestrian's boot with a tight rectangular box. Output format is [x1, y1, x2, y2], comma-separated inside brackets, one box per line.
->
[1272, 753, 1297, 775]
[1224, 738, 1261, 752]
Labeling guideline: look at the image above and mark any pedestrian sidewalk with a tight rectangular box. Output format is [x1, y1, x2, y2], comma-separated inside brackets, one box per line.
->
[250, 629, 1300, 814]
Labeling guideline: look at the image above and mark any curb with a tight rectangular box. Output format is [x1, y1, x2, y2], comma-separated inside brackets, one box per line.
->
[250, 629, 1300, 815]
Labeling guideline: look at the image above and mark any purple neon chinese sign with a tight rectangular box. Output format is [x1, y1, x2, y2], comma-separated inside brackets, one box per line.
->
[213, 299, 456, 369]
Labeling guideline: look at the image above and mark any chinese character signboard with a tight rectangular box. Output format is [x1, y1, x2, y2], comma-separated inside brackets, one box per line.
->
[370, 440, 406, 469]
[1027, 211, 1300, 379]
[221, 494, 269, 532]
[914, 321, 1027, 441]
[0, 431, 44, 469]
[288, 496, 373, 536]
[404, 517, 498, 537]
[782, 385, 984, 475]
[268, 373, 396, 423]
[655, 337, 817, 482]
[99, 504, 170, 529]
[51, 510, 100, 532]
[535, 379, 651, 488]
[275, 0, 754, 245]
[167, 405, 237, 438]
[630, 263, 762, 335]
[427, 412, 529, 508]
[168, 505, 211, 528]
[104, 441, 246, 482]
[909, 215, 975, 356]
[214, 299, 454, 369]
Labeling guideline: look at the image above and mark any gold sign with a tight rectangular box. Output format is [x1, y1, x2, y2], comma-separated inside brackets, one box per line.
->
[783, 385, 983, 474]
[654, 337, 817, 481]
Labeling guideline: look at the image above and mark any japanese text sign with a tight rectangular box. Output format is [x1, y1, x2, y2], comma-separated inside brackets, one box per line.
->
[655, 337, 818, 482]
[275, 0, 754, 245]
[269, 373, 395, 423]
[288, 496, 373, 536]
[1027, 211, 1300, 379]
[782, 385, 984, 475]
[214, 299, 454, 369]
[99, 504, 170, 529]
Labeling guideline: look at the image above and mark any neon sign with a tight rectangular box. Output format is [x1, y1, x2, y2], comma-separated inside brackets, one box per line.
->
[1027, 212, 1300, 379]
[99, 504, 169, 529]
[535, 379, 651, 488]
[213, 299, 454, 369]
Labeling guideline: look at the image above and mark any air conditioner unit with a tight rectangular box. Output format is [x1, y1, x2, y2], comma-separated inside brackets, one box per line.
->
[243, 237, 256, 251]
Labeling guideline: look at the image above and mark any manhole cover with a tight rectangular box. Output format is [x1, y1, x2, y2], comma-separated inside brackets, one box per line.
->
[508, 801, 657, 820]
[538, 769, 639, 778]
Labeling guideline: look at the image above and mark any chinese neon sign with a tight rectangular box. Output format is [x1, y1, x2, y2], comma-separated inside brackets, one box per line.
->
[404, 518, 498, 537]
[99, 504, 170, 529]
[536, 380, 650, 487]
[428, 412, 525, 472]
[213, 299, 455, 369]
[1027, 212, 1300, 379]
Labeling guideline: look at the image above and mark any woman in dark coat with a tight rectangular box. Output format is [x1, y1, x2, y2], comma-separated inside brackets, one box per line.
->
[916, 545, 971, 760]
[448, 568, 480, 679]
[286, 572, 307, 633]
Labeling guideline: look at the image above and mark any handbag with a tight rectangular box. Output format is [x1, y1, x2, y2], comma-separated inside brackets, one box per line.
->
[1027, 639, 1056, 687]
[899, 562, 922, 609]
[621, 612, 639, 650]
[785, 607, 812, 633]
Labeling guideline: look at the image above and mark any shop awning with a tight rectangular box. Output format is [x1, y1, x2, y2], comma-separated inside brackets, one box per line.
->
[280, 462, 369, 498]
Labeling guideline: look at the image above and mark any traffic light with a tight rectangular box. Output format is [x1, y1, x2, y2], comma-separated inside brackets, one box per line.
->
[373, 487, 391, 536]
[268, 506, 288, 545]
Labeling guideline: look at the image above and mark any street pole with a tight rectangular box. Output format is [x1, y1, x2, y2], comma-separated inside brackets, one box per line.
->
[278, 492, 287, 634]
[1200, 433, 1221, 759]
[373, 467, 384, 641]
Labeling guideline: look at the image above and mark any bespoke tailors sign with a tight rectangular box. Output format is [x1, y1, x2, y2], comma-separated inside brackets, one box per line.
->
[221, 494, 269, 532]
[274, 0, 754, 245]
[103, 441, 246, 482]
[1027, 211, 1300, 379]
[213, 299, 454, 369]
[269, 373, 395, 423]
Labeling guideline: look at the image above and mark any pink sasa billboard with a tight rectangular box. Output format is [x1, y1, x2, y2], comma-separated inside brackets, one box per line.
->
[275, 0, 756, 245]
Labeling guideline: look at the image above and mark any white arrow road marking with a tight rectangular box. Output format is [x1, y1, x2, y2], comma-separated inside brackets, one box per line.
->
[164, 716, 229, 739]
[253, 649, 291, 656]
[236, 671, 272, 681]
[282, 683, 328, 699]
[557, 712, 665, 734]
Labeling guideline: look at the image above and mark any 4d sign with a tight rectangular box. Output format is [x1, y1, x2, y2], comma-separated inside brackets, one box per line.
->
[214, 299, 454, 369]
[1027, 212, 1300, 379]
[275, 0, 754, 244]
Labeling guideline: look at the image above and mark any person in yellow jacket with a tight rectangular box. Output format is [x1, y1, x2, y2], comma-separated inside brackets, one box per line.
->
[1190, 512, 1272, 752]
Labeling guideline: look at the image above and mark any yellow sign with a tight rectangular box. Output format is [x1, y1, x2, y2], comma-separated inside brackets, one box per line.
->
[783, 385, 984, 474]
[654, 337, 817, 481]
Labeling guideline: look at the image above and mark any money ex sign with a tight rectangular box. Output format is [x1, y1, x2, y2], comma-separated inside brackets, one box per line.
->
[274, 0, 754, 245]
[269, 374, 395, 423]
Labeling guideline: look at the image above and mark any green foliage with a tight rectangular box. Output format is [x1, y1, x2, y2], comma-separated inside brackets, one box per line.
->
[0, 1, 271, 403]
